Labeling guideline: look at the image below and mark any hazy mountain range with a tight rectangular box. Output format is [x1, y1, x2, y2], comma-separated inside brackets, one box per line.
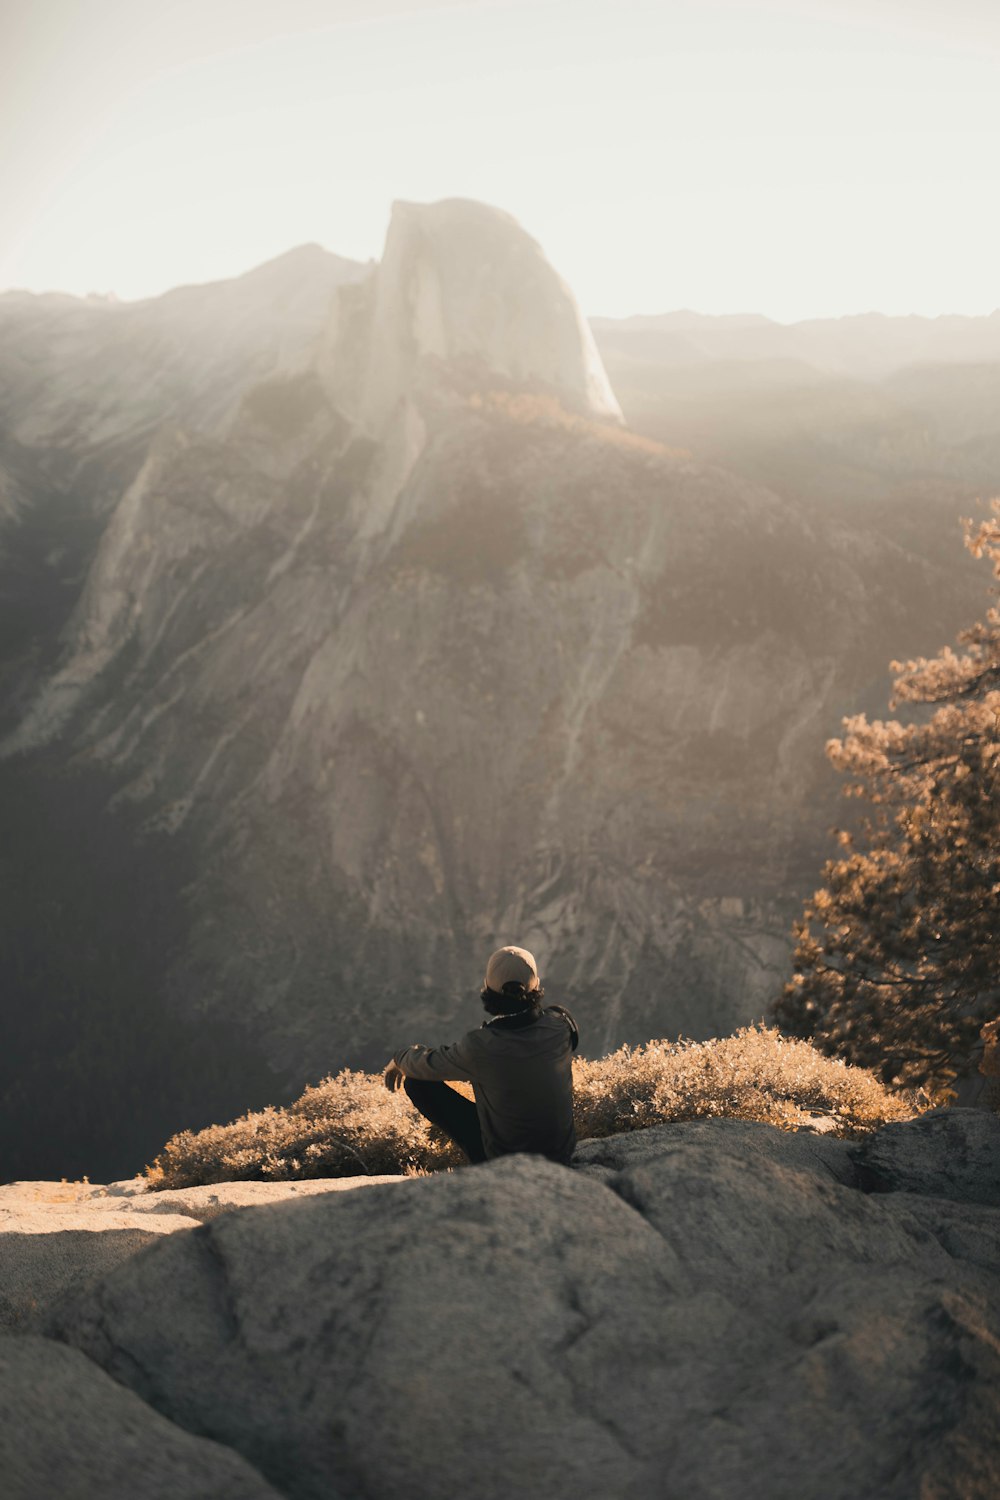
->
[1, 200, 996, 1180]
[592, 304, 1000, 380]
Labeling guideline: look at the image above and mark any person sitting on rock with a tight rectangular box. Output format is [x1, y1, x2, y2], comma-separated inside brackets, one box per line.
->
[384, 944, 579, 1166]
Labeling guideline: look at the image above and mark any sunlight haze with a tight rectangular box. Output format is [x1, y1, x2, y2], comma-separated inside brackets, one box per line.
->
[2, 0, 998, 320]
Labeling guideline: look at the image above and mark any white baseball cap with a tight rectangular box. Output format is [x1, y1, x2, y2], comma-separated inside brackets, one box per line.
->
[484, 945, 539, 993]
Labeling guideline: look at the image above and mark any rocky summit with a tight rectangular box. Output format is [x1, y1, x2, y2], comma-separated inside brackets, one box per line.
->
[3, 1110, 998, 1499]
[0, 199, 994, 1181]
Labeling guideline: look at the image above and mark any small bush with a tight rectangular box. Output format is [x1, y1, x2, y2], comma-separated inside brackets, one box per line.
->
[145, 1026, 921, 1190]
[572, 1025, 920, 1141]
[146, 1071, 465, 1190]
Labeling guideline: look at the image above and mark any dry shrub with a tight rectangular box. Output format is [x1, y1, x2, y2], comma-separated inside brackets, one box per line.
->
[573, 1025, 920, 1140]
[146, 1071, 463, 1190]
[146, 1026, 920, 1190]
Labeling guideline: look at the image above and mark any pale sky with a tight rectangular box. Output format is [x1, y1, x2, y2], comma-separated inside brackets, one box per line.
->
[1, 0, 998, 321]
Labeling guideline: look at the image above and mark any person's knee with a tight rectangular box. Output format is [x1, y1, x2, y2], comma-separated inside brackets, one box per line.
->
[403, 1077, 445, 1108]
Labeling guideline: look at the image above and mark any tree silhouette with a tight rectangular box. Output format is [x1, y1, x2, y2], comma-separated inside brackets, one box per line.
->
[774, 501, 1000, 1093]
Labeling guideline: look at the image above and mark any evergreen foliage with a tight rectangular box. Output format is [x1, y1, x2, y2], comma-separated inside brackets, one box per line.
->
[774, 502, 1000, 1091]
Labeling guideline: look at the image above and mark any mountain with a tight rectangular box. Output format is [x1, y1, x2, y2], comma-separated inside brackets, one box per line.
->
[591, 313, 1000, 589]
[315, 198, 622, 432]
[0, 202, 995, 1181]
[0, 244, 368, 718]
[0, 243, 366, 470]
[591, 307, 1000, 380]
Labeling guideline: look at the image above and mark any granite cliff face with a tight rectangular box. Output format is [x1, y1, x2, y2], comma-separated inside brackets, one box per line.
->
[0, 245, 367, 728]
[0, 201, 992, 1178]
[318, 198, 622, 433]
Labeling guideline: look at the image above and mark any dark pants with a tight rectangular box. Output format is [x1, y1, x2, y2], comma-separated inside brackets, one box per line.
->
[403, 1079, 487, 1164]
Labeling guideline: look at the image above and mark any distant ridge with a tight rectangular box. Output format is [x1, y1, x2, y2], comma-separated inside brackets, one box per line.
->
[158, 242, 367, 303]
[0, 242, 368, 309]
[592, 311, 776, 330]
[592, 306, 1000, 380]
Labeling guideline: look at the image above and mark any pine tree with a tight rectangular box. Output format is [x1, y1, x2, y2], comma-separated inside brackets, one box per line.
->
[773, 501, 1000, 1093]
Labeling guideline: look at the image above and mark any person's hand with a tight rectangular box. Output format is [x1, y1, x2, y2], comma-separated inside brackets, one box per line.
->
[384, 1060, 405, 1092]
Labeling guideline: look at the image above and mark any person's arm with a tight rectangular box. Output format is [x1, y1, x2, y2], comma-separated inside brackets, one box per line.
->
[392, 1032, 479, 1082]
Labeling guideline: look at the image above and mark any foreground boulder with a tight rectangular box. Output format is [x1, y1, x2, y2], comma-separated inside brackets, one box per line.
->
[0, 1175, 402, 1330]
[850, 1107, 1000, 1205]
[49, 1113, 1000, 1500]
[0, 1180, 199, 1332]
[0, 1336, 283, 1499]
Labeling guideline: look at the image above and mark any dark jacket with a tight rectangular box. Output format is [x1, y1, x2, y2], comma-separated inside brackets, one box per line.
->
[393, 1005, 578, 1164]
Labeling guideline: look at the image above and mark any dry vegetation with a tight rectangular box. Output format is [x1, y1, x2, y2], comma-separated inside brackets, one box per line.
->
[571, 1025, 918, 1140]
[146, 1026, 921, 1190]
[466, 389, 685, 458]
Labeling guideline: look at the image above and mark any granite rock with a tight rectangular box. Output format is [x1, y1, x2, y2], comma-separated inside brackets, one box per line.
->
[49, 1116, 1000, 1500]
[0, 1335, 283, 1500]
[0, 1174, 404, 1330]
[850, 1107, 1000, 1206]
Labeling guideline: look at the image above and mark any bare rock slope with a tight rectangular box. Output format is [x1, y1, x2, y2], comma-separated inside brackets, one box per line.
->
[27, 1110, 1000, 1500]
